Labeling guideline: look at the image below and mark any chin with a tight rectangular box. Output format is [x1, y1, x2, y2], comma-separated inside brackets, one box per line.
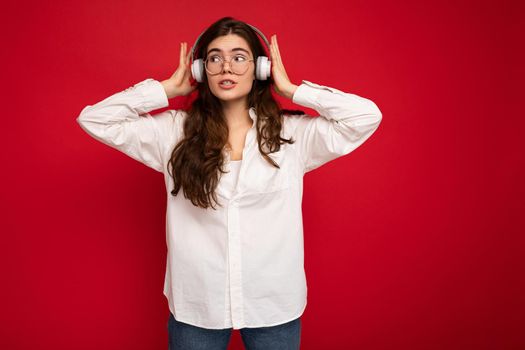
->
[211, 84, 252, 102]
[216, 94, 247, 104]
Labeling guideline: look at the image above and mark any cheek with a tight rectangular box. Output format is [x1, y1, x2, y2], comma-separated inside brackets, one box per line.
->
[238, 79, 254, 93]
[240, 69, 256, 86]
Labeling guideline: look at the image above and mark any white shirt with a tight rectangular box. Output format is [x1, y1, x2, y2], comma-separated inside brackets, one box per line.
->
[77, 78, 382, 329]
[221, 159, 242, 199]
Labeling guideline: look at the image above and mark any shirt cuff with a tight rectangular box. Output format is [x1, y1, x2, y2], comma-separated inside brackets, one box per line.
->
[133, 78, 170, 113]
[292, 80, 346, 110]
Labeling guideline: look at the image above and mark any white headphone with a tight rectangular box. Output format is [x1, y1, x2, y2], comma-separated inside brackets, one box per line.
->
[190, 23, 272, 83]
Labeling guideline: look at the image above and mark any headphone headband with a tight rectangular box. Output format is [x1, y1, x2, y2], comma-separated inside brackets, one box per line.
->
[190, 23, 270, 64]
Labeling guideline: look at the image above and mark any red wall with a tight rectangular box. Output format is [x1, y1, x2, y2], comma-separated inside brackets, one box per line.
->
[2, 0, 523, 349]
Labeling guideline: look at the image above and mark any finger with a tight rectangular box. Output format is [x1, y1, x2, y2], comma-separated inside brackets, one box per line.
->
[271, 35, 282, 68]
[274, 36, 284, 68]
[184, 68, 191, 83]
[186, 45, 192, 65]
[270, 36, 277, 62]
[185, 66, 197, 84]
[185, 65, 193, 79]
[183, 43, 187, 64]
[180, 42, 186, 67]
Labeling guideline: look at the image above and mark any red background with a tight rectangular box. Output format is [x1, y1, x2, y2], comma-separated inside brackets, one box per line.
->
[2, 0, 524, 349]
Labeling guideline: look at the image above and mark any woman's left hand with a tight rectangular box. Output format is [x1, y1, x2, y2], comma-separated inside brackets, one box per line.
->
[269, 34, 298, 100]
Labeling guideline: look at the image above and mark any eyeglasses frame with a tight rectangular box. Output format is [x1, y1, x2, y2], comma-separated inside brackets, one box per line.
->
[204, 55, 255, 75]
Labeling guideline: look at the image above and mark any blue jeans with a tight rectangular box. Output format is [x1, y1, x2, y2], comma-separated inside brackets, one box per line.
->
[167, 312, 301, 350]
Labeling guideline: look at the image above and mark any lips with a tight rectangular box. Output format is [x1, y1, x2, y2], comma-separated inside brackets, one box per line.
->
[218, 79, 237, 90]
[219, 79, 237, 85]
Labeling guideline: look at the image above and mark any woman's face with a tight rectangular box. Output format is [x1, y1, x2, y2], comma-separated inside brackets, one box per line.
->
[205, 34, 255, 105]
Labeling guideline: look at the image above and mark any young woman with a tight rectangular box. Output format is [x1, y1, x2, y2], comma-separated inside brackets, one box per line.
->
[77, 16, 382, 350]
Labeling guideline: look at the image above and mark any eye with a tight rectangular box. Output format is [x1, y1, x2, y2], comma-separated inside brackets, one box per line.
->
[234, 55, 247, 61]
[209, 55, 221, 62]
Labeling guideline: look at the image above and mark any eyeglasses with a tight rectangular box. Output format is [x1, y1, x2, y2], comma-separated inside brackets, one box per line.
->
[204, 54, 254, 75]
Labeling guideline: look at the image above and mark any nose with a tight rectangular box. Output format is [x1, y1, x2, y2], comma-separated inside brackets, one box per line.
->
[221, 60, 233, 74]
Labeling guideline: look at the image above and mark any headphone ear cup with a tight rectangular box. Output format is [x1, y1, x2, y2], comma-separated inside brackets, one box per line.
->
[191, 58, 205, 83]
[256, 56, 271, 80]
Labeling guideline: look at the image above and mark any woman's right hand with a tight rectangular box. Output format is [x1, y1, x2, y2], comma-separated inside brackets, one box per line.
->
[161, 42, 197, 99]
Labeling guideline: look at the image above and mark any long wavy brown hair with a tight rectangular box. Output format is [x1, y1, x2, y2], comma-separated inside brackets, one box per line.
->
[167, 16, 305, 210]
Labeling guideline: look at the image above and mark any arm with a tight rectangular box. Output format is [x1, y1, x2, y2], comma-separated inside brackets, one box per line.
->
[76, 78, 181, 173]
[289, 80, 382, 173]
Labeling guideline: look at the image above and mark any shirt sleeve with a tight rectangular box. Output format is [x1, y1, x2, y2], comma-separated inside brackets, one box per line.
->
[76, 78, 178, 173]
[289, 80, 382, 173]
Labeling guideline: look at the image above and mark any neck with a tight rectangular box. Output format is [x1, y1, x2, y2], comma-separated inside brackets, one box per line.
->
[221, 99, 253, 129]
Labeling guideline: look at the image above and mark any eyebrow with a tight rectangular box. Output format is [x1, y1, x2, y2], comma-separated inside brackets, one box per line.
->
[207, 47, 250, 56]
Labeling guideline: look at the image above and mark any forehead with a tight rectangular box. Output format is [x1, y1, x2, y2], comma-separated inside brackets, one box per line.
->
[206, 34, 251, 56]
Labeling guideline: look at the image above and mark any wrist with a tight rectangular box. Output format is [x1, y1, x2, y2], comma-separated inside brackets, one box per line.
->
[287, 84, 299, 100]
[161, 80, 178, 99]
